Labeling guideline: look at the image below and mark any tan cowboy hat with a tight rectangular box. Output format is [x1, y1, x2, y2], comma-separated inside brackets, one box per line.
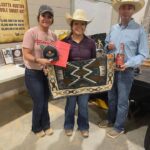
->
[66, 9, 92, 25]
[112, 0, 145, 13]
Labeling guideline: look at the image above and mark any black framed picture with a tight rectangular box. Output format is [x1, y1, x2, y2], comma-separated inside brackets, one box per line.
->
[12, 48, 23, 64]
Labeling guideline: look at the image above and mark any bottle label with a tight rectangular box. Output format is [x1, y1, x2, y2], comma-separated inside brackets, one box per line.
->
[115, 43, 125, 68]
[116, 54, 124, 67]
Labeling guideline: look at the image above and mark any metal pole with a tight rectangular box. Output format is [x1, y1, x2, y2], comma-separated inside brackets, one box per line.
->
[70, 0, 75, 14]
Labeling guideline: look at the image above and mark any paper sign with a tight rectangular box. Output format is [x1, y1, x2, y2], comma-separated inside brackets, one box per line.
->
[51, 40, 70, 68]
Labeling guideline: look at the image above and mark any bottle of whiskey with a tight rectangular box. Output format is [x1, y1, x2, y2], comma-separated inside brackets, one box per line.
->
[115, 43, 125, 69]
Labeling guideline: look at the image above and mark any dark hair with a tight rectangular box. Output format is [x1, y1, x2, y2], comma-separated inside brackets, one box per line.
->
[70, 20, 87, 27]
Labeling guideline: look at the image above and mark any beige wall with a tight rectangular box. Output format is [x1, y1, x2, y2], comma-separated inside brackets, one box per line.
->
[27, 0, 71, 30]
[74, 0, 112, 35]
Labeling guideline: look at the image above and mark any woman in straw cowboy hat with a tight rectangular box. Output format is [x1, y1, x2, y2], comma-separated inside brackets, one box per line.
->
[99, 0, 149, 139]
[63, 9, 96, 138]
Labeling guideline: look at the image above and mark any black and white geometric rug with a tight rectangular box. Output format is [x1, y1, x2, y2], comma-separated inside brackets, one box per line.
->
[47, 53, 114, 99]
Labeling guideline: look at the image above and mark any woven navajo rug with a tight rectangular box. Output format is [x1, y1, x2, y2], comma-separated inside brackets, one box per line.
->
[47, 53, 114, 99]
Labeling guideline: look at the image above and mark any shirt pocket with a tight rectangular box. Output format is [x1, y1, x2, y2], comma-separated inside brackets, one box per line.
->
[124, 40, 138, 58]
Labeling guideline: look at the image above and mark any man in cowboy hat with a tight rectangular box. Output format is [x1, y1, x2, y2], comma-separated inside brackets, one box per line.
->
[99, 0, 149, 139]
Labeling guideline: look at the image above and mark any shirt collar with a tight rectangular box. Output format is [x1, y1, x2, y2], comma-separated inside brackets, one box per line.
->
[67, 34, 88, 42]
[119, 18, 135, 28]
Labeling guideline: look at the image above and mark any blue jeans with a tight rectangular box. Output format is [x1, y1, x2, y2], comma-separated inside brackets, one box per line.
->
[25, 68, 50, 133]
[64, 94, 89, 131]
[108, 68, 134, 131]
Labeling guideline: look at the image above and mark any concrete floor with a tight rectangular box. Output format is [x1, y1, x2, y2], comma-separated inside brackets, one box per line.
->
[0, 92, 149, 150]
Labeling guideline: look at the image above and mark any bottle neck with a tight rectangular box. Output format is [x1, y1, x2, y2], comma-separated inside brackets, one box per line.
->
[120, 43, 124, 54]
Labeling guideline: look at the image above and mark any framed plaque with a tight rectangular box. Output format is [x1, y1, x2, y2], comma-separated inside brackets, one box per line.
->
[12, 48, 23, 64]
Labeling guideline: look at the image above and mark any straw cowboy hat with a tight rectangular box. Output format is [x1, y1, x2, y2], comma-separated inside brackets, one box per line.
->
[112, 0, 145, 13]
[66, 9, 92, 25]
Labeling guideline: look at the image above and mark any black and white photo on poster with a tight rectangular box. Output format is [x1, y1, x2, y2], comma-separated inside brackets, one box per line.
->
[2, 48, 14, 64]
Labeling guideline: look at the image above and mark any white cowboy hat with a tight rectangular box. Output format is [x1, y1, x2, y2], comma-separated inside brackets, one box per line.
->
[66, 9, 92, 25]
[112, 0, 145, 13]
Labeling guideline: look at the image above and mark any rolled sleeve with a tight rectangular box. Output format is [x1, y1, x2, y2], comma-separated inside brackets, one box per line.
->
[125, 27, 149, 67]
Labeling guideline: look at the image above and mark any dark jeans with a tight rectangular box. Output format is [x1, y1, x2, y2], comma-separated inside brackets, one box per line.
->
[108, 68, 134, 131]
[64, 94, 89, 131]
[25, 68, 50, 133]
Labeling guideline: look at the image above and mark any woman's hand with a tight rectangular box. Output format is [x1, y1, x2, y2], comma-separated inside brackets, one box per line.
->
[36, 58, 52, 65]
[43, 65, 49, 76]
[23, 48, 52, 66]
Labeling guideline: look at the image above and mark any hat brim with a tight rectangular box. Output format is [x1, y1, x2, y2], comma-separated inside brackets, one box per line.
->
[40, 10, 53, 16]
[113, 1, 145, 13]
[66, 13, 91, 25]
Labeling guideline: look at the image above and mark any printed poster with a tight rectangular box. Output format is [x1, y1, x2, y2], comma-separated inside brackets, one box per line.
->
[0, 0, 29, 43]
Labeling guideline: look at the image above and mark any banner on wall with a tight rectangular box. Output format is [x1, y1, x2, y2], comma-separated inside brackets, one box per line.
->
[0, 0, 29, 43]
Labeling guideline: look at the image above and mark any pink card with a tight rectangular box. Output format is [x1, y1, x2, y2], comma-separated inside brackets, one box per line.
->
[51, 40, 70, 68]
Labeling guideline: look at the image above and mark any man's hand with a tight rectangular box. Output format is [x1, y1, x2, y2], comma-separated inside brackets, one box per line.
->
[115, 64, 127, 71]
[120, 64, 127, 71]
[108, 42, 116, 50]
